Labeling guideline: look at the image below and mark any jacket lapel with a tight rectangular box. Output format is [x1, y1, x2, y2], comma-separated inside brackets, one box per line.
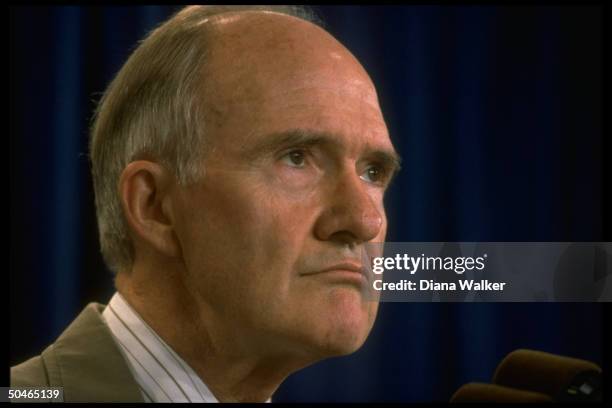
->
[42, 303, 144, 402]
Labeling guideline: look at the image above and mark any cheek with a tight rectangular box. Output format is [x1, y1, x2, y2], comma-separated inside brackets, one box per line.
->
[178, 176, 315, 293]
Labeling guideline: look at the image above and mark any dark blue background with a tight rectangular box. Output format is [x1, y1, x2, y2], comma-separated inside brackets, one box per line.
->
[10, 5, 606, 402]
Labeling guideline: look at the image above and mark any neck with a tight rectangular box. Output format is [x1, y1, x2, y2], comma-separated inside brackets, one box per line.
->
[114, 260, 313, 402]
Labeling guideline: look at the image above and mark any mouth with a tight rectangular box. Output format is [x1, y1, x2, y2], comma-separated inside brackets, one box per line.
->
[303, 262, 367, 287]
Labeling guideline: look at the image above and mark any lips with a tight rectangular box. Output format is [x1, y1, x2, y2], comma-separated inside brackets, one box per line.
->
[301, 261, 368, 287]
[315, 262, 365, 275]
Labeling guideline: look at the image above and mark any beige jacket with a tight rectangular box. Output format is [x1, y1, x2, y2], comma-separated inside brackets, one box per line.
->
[11, 303, 144, 402]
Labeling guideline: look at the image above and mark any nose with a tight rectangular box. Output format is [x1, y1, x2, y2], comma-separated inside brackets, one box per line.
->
[314, 172, 384, 246]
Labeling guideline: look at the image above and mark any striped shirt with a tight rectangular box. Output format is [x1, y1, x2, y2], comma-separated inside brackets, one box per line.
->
[102, 292, 219, 402]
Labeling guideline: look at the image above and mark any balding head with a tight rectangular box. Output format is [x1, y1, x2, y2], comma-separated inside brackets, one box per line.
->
[201, 11, 380, 128]
[187, 10, 387, 171]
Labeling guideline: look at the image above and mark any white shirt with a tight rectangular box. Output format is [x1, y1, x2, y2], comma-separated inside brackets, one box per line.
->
[102, 292, 219, 402]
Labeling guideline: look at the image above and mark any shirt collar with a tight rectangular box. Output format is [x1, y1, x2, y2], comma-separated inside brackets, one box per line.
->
[102, 292, 219, 402]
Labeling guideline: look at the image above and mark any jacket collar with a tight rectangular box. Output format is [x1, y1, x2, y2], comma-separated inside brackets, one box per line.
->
[42, 303, 144, 402]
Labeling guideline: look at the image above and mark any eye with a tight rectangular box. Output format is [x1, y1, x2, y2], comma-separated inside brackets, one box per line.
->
[281, 149, 306, 168]
[360, 164, 387, 184]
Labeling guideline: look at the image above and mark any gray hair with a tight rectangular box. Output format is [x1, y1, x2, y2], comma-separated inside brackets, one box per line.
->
[89, 5, 321, 274]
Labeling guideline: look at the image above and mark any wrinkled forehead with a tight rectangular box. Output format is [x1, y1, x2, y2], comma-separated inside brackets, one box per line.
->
[200, 11, 381, 110]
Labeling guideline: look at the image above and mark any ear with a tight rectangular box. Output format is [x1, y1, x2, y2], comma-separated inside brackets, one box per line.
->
[118, 160, 181, 259]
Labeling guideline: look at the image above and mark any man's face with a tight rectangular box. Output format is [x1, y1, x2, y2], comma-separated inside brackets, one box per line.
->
[173, 12, 398, 360]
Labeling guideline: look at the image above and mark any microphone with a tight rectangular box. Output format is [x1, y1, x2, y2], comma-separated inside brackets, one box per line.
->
[451, 349, 602, 402]
[451, 383, 553, 403]
[493, 349, 602, 402]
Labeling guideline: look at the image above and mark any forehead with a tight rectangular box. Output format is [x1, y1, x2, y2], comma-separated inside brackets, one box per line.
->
[200, 11, 392, 153]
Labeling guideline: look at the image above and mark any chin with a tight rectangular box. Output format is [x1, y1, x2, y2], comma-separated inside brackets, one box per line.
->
[322, 328, 369, 357]
[312, 288, 376, 357]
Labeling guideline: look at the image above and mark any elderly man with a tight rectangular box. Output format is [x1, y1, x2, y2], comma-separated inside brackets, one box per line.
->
[11, 5, 399, 402]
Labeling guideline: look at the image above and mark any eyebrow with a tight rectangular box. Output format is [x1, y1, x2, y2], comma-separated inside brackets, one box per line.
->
[244, 128, 402, 175]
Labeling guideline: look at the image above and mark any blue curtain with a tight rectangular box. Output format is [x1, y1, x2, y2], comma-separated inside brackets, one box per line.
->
[10, 6, 605, 401]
